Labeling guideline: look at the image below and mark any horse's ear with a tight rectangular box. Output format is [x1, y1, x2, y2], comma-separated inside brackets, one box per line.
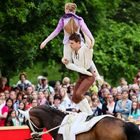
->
[18, 109, 30, 120]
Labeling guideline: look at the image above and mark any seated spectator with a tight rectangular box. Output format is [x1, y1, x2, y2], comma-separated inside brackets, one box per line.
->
[99, 88, 110, 105]
[16, 72, 32, 91]
[5, 98, 14, 114]
[4, 90, 10, 100]
[59, 87, 76, 111]
[31, 91, 38, 100]
[91, 93, 102, 109]
[17, 101, 26, 125]
[37, 77, 55, 95]
[22, 95, 32, 110]
[0, 98, 9, 126]
[115, 90, 132, 120]
[115, 112, 125, 121]
[9, 90, 19, 110]
[91, 98, 102, 116]
[117, 77, 128, 92]
[38, 91, 47, 105]
[31, 99, 38, 108]
[47, 94, 54, 106]
[25, 85, 34, 96]
[130, 94, 138, 102]
[0, 92, 6, 106]
[52, 95, 62, 109]
[54, 80, 62, 94]
[0, 77, 11, 92]
[128, 101, 140, 122]
[62, 77, 71, 94]
[111, 87, 118, 98]
[7, 110, 20, 126]
[102, 94, 115, 115]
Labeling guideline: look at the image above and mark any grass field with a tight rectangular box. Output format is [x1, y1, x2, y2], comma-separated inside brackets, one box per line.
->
[10, 61, 77, 86]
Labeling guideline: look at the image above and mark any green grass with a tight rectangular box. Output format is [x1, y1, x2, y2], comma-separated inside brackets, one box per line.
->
[10, 61, 77, 86]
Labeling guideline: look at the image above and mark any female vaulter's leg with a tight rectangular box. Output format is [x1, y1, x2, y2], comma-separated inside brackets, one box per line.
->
[90, 61, 103, 85]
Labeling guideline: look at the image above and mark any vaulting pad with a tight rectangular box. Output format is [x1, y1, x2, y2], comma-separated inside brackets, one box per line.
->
[58, 112, 113, 140]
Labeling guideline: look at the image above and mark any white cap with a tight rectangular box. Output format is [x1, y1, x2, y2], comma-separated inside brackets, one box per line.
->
[37, 75, 43, 80]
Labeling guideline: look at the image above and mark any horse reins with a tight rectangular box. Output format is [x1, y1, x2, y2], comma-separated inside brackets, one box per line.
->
[28, 110, 74, 137]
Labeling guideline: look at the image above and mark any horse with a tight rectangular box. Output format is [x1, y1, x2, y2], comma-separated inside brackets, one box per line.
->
[23, 104, 140, 140]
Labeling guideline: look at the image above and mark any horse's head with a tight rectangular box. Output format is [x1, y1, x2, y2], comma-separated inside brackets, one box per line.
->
[18, 109, 43, 140]
[19, 105, 67, 140]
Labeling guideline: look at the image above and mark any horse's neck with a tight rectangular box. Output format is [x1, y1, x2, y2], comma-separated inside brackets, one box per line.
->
[46, 110, 66, 140]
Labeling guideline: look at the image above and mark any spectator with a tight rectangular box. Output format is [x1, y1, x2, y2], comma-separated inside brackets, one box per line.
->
[8, 110, 20, 126]
[4, 90, 10, 100]
[117, 77, 128, 92]
[128, 101, 140, 121]
[37, 77, 55, 95]
[115, 90, 132, 120]
[102, 94, 115, 115]
[62, 77, 71, 93]
[31, 99, 38, 108]
[52, 95, 62, 109]
[17, 101, 26, 125]
[47, 94, 54, 106]
[59, 87, 75, 111]
[130, 94, 138, 102]
[16, 72, 32, 91]
[35, 75, 43, 92]
[25, 85, 34, 96]
[0, 98, 9, 126]
[31, 91, 38, 100]
[91, 98, 102, 116]
[38, 91, 47, 105]
[5, 98, 14, 114]
[54, 80, 62, 94]
[111, 87, 118, 98]
[0, 77, 11, 92]
[0, 92, 6, 106]
[22, 95, 31, 110]
[9, 90, 19, 110]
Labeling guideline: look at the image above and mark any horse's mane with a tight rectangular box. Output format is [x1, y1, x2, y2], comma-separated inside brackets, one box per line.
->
[31, 104, 67, 117]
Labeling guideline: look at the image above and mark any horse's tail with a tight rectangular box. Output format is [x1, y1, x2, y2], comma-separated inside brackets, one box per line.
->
[124, 122, 140, 140]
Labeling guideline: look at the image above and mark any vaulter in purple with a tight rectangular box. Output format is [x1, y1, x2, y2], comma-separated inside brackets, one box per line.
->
[40, 3, 103, 84]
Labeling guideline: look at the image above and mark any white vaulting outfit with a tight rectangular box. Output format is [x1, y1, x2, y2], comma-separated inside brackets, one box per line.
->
[71, 43, 94, 115]
[71, 43, 93, 70]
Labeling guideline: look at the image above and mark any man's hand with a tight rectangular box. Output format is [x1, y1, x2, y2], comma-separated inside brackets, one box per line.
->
[40, 41, 46, 49]
[61, 58, 69, 65]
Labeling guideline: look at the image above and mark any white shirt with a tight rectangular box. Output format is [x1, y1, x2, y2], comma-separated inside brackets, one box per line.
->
[71, 44, 93, 70]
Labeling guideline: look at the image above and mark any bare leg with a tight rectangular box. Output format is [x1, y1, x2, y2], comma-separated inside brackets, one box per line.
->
[90, 61, 103, 85]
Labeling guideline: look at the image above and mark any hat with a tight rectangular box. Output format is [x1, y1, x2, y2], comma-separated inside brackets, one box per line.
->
[37, 76, 44, 80]
[41, 76, 47, 80]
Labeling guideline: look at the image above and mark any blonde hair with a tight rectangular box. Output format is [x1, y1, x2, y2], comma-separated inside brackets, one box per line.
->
[62, 77, 70, 85]
[65, 3, 77, 13]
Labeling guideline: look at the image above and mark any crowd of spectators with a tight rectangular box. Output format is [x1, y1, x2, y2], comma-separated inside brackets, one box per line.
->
[0, 70, 140, 127]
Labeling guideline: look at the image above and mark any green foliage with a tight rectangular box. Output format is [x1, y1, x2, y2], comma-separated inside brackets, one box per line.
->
[0, 0, 140, 86]
[95, 20, 140, 85]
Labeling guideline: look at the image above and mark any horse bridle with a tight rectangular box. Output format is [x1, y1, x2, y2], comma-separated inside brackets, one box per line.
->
[27, 110, 74, 139]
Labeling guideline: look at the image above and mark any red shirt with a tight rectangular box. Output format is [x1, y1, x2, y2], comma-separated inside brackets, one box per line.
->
[0, 86, 11, 92]
[0, 106, 9, 126]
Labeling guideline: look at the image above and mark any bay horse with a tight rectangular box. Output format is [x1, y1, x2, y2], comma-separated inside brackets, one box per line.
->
[24, 104, 140, 140]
